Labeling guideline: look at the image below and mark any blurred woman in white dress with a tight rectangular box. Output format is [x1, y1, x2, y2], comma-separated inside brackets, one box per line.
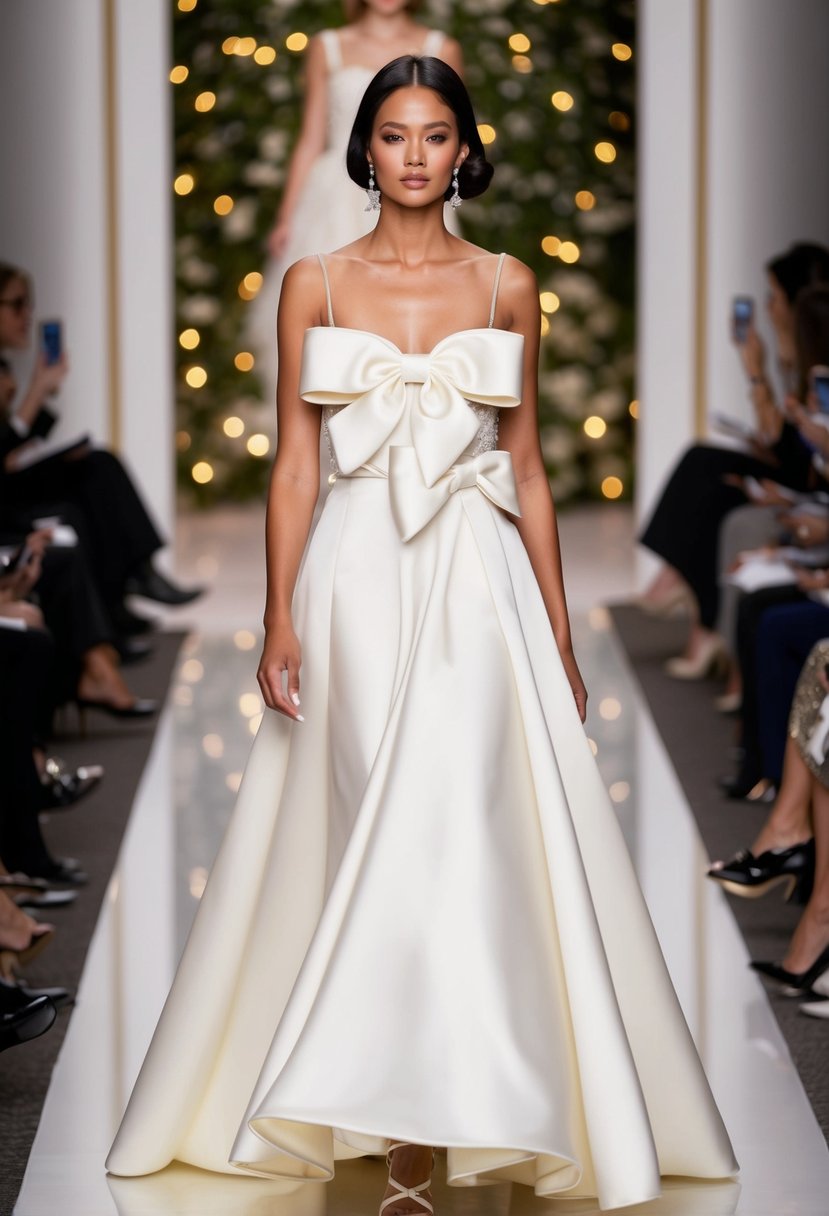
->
[245, 0, 463, 403]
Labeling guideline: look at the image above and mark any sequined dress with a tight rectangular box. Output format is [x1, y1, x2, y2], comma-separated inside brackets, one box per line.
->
[107, 255, 738, 1210]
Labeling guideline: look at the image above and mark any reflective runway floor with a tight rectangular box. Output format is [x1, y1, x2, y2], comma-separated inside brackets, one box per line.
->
[13, 506, 829, 1214]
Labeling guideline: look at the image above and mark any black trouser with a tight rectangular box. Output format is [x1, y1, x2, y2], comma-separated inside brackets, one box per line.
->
[34, 545, 115, 713]
[0, 448, 163, 613]
[640, 430, 812, 628]
[735, 584, 807, 783]
[0, 627, 57, 875]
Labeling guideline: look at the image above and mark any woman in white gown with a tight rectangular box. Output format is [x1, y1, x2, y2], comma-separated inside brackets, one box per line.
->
[245, 0, 463, 403]
[107, 55, 738, 1214]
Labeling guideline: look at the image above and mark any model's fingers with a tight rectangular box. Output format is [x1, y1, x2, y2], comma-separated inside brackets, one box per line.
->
[286, 655, 303, 719]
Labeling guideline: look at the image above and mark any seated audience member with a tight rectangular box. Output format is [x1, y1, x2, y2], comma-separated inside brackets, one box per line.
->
[0, 263, 202, 634]
[638, 242, 829, 676]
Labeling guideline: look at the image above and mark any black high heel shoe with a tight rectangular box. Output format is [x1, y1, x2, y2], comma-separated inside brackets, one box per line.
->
[125, 560, 204, 606]
[751, 943, 829, 996]
[0, 995, 56, 1053]
[718, 771, 777, 803]
[39, 756, 104, 810]
[707, 839, 814, 905]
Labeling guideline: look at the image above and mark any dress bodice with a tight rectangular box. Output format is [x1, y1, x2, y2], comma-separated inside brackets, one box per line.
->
[299, 324, 525, 541]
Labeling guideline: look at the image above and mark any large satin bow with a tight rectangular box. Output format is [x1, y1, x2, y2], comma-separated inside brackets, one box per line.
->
[388, 444, 521, 542]
[300, 327, 524, 487]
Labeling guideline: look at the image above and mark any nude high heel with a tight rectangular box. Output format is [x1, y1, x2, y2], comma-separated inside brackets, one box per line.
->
[664, 635, 729, 680]
[381, 1143, 435, 1216]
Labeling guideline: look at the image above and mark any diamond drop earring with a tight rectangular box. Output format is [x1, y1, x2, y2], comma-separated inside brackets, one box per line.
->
[365, 164, 381, 212]
[449, 166, 462, 209]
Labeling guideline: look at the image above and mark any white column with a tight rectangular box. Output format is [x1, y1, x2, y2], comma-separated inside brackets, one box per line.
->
[635, 0, 699, 539]
[0, 0, 174, 545]
[636, 0, 829, 571]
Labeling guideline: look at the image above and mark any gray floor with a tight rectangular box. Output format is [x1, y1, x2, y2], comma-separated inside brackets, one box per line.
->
[609, 603, 829, 1142]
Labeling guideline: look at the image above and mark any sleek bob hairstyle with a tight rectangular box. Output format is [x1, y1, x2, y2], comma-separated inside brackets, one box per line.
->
[346, 55, 494, 203]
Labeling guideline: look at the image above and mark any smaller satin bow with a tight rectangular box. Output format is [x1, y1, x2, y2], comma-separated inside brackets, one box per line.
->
[388, 445, 521, 542]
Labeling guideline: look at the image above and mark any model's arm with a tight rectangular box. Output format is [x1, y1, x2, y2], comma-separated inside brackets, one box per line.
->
[257, 259, 323, 720]
[268, 35, 329, 257]
[497, 258, 588, 722]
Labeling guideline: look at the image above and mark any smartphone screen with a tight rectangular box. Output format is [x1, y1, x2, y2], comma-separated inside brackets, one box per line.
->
[812, 366, 829, 415]
[40, 319, 62, 366]
[733, 296, 754, 344]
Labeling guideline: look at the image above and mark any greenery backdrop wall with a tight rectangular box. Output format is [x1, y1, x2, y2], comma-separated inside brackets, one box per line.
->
[172, 0, 635, 506]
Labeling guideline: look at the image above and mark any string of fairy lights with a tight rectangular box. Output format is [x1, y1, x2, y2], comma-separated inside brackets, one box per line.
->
[170, 0, 636, 505]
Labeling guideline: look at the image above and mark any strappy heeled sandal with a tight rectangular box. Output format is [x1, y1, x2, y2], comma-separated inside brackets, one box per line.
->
[380, 1143, 435, 1216]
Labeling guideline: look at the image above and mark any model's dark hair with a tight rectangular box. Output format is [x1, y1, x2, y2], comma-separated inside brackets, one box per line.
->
[766, 243, 829, 304]
[346, 55, 493, 202]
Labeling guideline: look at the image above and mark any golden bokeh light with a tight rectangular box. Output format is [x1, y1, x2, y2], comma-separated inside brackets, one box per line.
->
[178, 0, 198, 10]
[222, 36, 239, 54]
[185, 365, 207, 388]
[558, 241, 580, 264]
[202, 733, 224, 759]
[539, 291, 560, 314]
[594, 141, 617, 163]
[541, 235, 561, 256]
[174, 173, 195, 195]
[612, 42, 633, 61]
[234, 36, 257, 56]
[247, 433, 271, 457]
[609, 781, 630, 803]
[179, 328, 200, 350]
[540, 315, 550, 337]
[512, 55, 533, 73]
[609, 110, 631, 131]
[508, 33, 531, 53]
[223, 416, 245, 438]
[234, 351, 255, 372]
[214, 194, 234, 216]
[238, 271, 264, 300]
[233, 629, 256, 651]
[575, 190, 596, 210]
[181, 658, 204, 683]
[584, 416, 607, 439]
[477, 124, 496, 145]
[254, 46, 277, 65]
[191, 461, 214, 485]
[175, 430, 192, 451]
[599, 696, 622, 720]
[601, 475, 624, 499]
[239, 693, 262, 717]
[629, 399, 639, 419]
[169, 65, 189, 84]
[551, 90, 574, 111]
[285, 32, 309, 52]
[194, 91, 216, 112]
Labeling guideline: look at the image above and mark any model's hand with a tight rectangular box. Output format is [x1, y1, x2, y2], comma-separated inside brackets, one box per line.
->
[257, 623, 304, 720]
[268, 218, 292, 259]
[560, 649, 588, 724]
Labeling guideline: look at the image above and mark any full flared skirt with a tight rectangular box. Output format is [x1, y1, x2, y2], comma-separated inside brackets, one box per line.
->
[107, 479, 737, 1211]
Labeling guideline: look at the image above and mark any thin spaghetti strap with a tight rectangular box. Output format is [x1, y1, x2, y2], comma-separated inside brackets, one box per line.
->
[319, 29, 342, 73]
[488, 252, 507, 328]
[421, 30, 445, 57]
[317, 254, 335, 327]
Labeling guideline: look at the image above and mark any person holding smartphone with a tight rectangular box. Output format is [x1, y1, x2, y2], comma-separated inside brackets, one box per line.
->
[0, 263, 202, 635]
[637, 242, 829, 679]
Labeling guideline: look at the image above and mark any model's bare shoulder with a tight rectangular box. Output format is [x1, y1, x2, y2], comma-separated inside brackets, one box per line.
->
[279, 256, 327, 323]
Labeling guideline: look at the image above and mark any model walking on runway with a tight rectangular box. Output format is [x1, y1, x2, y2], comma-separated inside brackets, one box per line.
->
[108, 55, 737, 1214]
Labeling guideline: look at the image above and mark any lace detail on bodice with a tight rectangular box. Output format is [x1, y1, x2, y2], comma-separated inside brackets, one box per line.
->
[322, 400, 500, 479]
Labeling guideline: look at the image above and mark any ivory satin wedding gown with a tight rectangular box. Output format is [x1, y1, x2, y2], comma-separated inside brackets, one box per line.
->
[107, 254, 738, 1211]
